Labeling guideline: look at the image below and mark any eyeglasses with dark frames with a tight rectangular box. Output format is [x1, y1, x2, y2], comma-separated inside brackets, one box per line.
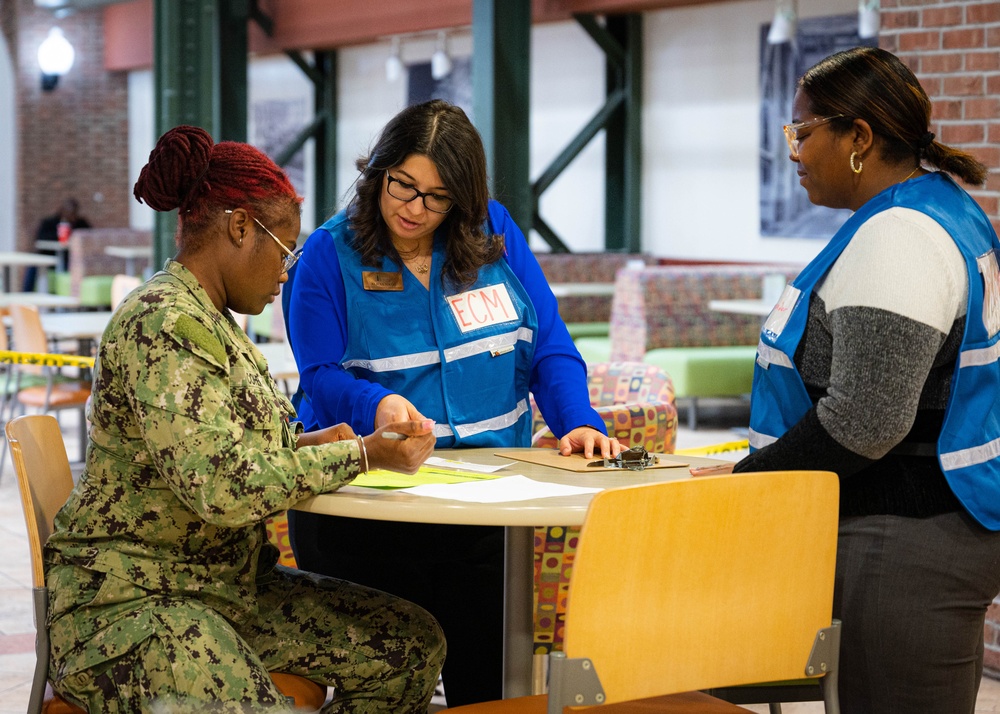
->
[385, 171, 454, 214]
[782, 114, 846, 159]
[224, 210, 299, 273]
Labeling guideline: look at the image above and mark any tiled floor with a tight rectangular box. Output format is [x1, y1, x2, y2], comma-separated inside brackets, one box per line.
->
[1, 404, 998, 712]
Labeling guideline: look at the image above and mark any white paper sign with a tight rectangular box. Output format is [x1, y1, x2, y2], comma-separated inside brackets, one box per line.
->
[399, 475, 602, 503]
[446, 283, 518, 333]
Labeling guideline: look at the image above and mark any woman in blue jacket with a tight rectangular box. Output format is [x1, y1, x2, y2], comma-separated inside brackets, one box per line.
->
[287, 99, 619, 706]
[695, 48, 1000, 714]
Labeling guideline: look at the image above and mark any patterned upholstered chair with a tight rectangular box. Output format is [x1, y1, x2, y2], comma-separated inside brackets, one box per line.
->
[265, 512, 298, 567]
[529, 362, 678, 658]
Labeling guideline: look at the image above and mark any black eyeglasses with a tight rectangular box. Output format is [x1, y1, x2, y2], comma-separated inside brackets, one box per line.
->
[385, 171, 454, 214]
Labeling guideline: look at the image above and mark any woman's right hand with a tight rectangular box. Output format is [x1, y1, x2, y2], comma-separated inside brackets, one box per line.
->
[363, 420, 437, 474]
[375, 394, 426, 428]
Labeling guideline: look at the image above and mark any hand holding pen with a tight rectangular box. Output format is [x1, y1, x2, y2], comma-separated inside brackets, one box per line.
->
[363, 420, 437, 474]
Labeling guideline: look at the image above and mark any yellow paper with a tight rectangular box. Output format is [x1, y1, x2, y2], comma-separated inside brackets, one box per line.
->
[351, 466, 503, 489]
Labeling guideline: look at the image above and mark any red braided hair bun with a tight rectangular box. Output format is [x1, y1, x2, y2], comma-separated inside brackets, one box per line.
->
[134, 125, 300, 226]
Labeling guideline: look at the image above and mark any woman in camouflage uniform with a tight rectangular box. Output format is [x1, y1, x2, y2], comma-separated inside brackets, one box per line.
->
[43, 125, 445, 713]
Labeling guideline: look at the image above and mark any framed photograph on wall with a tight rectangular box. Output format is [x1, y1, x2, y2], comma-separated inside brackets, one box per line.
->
[759, 15, 877, 238]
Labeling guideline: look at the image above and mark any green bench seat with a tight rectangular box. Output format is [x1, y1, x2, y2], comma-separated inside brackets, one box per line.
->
[643, 345, 757, 429]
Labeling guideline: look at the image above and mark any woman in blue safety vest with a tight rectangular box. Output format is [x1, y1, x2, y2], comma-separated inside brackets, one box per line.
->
[286, 99, 620, 706]
[693, 47, 1000, 714]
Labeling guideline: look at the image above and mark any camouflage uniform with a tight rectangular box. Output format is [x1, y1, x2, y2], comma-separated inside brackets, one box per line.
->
[44, 261, 445, 713]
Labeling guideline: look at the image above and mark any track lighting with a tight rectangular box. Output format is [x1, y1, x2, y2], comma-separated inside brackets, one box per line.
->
[385, 36, 403, 82]
[431, 31, 452, 80]
[858, 0, 880, 39]
[766, 0, 797, 45]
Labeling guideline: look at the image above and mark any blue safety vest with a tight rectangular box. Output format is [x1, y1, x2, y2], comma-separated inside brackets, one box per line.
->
[749, 172, 1000, 530]
[334, 205, 538, 448]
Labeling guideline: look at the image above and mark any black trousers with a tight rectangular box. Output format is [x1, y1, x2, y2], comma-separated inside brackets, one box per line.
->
[288, 510, 505, 707]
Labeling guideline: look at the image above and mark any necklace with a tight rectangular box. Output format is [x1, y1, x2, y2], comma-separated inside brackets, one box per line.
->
[900, 165, 921, 183]
[393, 242, 430, 274]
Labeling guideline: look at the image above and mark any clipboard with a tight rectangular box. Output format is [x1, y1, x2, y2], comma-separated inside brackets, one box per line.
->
[494, 449, 689, 473]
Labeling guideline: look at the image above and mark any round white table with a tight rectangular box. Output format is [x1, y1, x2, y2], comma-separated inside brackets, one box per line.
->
[293, 447, 728, 698]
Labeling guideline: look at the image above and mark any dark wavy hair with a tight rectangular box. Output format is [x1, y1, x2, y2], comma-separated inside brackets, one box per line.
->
[799, 46, 986, 186]
[134, 125, 302, 253]
[347, 100, 504, 289]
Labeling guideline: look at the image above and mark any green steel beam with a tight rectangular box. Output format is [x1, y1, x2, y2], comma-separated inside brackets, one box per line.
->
[279, 50, 339, 227]
[472, 0, 532, 234]
[603, 14, 642, 252]
[152, 0, 217, 268]
[532, 88, 624, 198]
[530, 13, 643, 254]
[312, 51, 338, 228]
[219, 0, 250, 142]
[151, 0, 250, 269]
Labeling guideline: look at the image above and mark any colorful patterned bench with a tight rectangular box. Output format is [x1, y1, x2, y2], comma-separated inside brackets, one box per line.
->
[533, 252, 654, 326]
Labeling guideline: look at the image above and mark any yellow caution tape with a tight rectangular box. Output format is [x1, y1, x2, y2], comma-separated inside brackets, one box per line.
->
[0, 350, 95, 369]
[674, 439, 749, 456]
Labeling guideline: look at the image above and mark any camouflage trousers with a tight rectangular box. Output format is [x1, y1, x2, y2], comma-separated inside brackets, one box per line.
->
[50, 566, 446, 713]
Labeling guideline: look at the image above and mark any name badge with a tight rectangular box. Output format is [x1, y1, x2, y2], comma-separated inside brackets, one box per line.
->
[761, 284, 801, 341]
[446, 283, 518, 333]
[363, 271, 404, 291]
[978, 251, 1000, 338]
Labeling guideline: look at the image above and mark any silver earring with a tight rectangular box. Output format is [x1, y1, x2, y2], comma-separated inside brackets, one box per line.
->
[850, 151, 863, 175]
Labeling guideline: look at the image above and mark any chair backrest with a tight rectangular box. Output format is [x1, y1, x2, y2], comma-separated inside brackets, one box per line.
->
[6, 414, 75, 588]
[586, 361, 674, 406]
[530, 362, 678, 453]
[111, 274, 142, 309]
[9, 304, 51, 376]
[557, 470, 839, 707]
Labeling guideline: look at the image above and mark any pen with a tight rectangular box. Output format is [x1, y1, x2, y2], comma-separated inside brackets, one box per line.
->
[381, 431, 408, 440]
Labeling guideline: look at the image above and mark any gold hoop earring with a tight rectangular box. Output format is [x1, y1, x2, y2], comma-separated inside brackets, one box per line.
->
[850, 151, 863, 175]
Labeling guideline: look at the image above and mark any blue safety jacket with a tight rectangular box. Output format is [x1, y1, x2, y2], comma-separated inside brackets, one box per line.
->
[333, 207, 538, 448]
[749, 172, 1000, 530]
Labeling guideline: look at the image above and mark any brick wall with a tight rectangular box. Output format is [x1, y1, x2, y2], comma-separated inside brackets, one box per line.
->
[881, 0, 1000, 235]
[880, 0, 1000, 677]
[12, 0, 129, 259]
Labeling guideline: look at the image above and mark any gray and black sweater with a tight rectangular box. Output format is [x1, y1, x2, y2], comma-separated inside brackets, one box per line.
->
[735, 207, 968, 519]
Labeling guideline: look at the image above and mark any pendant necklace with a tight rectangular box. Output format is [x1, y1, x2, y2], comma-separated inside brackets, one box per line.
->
[395, 244, 430, 275]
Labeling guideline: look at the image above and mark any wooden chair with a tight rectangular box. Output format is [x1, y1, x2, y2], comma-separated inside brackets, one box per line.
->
[446, 470, 841, 714]
[6, 414, 327, 713]
[6, 305, 91, 462]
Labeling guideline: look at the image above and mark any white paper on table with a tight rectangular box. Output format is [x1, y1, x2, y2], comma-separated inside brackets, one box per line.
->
[398, 474, 602, 503]
[422, 456, 513, 474]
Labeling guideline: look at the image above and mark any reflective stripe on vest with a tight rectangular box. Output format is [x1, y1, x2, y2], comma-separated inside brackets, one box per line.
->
[346, 327, 536, 373]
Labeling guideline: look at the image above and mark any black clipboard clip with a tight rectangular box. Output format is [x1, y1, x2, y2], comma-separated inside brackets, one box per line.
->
[587, 446, 658, 471]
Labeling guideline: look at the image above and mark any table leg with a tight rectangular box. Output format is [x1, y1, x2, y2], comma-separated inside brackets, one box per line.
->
[503, 525, 534, 698]
[2, 266, 9, 293]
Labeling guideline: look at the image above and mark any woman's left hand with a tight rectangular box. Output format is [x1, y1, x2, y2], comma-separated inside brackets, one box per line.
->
[558, 427, 622, 460]
[296, 423, 357, 448]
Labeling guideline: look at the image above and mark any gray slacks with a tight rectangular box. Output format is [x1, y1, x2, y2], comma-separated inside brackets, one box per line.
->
[835, 510, 1000, 714]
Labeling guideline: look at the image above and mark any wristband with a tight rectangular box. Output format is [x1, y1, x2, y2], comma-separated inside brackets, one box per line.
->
[356, 435, 369, 474]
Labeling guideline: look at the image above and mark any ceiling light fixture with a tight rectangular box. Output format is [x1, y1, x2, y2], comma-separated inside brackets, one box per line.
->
[431, 31, 452, 81]
[385, 36, 403, 82]
[766, 0, 798, 45]
[858, 0, 880, 39]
